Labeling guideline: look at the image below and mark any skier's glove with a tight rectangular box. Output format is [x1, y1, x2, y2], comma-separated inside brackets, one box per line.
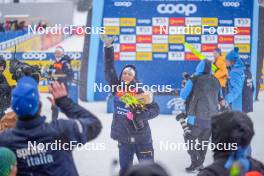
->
[174, 98, 186, 116]
[100, 34, 116, 48]
[132, 110, 145, 130]
[126, 110, 145, 131]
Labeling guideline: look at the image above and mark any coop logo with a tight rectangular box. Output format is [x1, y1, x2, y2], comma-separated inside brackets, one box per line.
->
[114, 1, 132, 7]
[222, 2, 240, 8]
[157, 4, 197, 16]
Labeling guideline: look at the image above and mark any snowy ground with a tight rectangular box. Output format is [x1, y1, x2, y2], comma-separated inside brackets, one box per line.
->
[39, 92, 264, 176]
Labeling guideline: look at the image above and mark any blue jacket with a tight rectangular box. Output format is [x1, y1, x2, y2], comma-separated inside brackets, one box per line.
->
[0, 97, 102, 176]
[225, 59, 245, 111]
[104, 47, 159, 144]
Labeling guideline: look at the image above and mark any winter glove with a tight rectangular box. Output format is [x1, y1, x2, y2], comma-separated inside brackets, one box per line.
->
[126, 109, 145, 131]
[174, 98, 186, 116]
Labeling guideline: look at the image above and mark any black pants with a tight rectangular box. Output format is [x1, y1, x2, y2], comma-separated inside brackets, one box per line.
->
[221, 87, 227, 98]
[184, 125, 211, 166]
[118, 142, 154, 176]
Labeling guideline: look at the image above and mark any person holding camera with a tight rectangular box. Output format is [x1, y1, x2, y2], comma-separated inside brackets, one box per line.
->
[101, 35, 160, 176]
[176, 59, 221, 173]
[0, 76, 102, 175]
[0, 56, 11, 119]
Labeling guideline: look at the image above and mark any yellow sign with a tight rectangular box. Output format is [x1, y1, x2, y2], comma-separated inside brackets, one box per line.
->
[152, 44, 168, 52]
[104, 26, 120, 35]
[136, 52, 152, 61]
[120, 18, 136, 26]
[202, 18, 218, 27]
[235, 44, 250, 53]
[185, 26, 202, 35]
[169, 35, 185, 44]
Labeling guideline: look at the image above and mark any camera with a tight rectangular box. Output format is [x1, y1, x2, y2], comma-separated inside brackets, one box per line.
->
[175, 113, 191, 138]
[9, 59, 41, 83]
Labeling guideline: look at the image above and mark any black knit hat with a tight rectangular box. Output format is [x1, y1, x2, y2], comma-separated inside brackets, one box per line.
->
[119, 64, 138, 82]
[125, 162, 169, 176]
[211, 111, 254, 149]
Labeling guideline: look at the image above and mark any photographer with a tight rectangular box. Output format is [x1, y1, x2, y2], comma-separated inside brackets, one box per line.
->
[0, 56, 11, 119]
[176, 60, 221, 173]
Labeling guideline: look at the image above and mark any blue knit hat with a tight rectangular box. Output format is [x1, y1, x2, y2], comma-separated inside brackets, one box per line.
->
[226, 47, 239, 61]
[11, 76, 40, 118]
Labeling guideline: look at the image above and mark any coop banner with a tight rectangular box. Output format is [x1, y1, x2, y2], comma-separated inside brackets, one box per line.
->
[93, 0, 254, 100]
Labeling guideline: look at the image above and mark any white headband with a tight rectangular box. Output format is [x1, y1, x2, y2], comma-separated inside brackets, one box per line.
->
[123, 67, 136, 77]
[55, 47, 64, 53]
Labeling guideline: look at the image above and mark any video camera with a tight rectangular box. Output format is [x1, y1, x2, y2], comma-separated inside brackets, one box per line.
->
[9, 59, 41, 83]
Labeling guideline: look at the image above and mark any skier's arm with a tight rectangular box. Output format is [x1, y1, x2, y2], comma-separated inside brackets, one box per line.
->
[225, 71, 244, 104]
[180, 79, 193, 101]
[104, 46, 119, 88]
[135, 102, 160, 120]
[55, 96, 102, 144]
[49, 82, 102, 144]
